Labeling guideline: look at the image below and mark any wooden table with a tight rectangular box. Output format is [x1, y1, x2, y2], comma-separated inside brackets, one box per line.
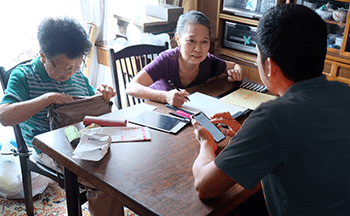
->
[32, 76, 262, 216]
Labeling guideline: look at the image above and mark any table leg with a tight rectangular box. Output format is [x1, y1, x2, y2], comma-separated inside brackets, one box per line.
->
[64, 167, 82, 216]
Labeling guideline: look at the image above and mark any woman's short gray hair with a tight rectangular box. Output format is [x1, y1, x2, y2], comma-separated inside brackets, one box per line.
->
[176, 10, 211, 38]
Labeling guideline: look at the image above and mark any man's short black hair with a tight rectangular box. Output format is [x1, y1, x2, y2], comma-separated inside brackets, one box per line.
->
[37, 17, 92, 59]
[257, 4, 327, 82]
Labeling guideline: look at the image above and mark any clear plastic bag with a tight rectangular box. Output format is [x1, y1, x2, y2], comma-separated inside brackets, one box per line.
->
[126, 22, 144, 45]
[126, 22, 171, 47]
[0, 142, 52, 199]
[0, 142, 22, 198]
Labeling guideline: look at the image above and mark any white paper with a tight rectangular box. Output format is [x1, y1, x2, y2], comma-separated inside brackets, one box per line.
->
[88, 127, 151, 142]
[121, 103, 157, 119]
[181, 92, 246, 117]
[72, 132, 112, 161]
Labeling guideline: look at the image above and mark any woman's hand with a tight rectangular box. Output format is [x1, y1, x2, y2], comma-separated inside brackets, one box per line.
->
[210, 112, 241, 137]
[165, 89, 190, 107]
[227, 64, 243, 82]
[96, 84, 117, 101]
[192, 118, 218, 152]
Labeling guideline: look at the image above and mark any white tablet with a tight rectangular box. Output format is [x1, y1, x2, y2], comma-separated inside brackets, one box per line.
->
[128, 110, 188, 134]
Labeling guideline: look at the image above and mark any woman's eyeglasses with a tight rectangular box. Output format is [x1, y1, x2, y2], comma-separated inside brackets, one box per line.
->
[50, 59, 86, 74]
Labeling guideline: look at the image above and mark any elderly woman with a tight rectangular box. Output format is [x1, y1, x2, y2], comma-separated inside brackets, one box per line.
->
[125, 10, 243, 107]
[0, 17, 117, 216]
[0, 17, 116, 151]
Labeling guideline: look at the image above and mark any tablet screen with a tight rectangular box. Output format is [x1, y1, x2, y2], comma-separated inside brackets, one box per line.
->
[128, 110, 187, 134]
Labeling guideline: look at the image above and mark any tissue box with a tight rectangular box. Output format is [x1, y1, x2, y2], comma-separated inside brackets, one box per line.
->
[146, 4, 184, 22]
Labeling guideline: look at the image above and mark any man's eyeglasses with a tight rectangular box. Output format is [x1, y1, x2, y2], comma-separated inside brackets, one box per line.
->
[49, 59, 86, 74]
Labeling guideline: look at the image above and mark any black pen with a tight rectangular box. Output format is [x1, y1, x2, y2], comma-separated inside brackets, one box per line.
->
[168, 80, 191, 101]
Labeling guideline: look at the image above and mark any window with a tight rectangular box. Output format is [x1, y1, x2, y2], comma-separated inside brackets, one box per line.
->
[0, 0, 82, 70]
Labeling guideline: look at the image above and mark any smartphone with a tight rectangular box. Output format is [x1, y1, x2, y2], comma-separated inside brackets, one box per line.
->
[193, 112, 225, 142]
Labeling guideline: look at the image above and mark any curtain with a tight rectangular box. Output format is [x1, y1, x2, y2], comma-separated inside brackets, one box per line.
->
[80, 0, 108, 88]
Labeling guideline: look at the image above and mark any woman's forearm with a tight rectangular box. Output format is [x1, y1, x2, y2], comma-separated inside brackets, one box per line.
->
[0, 95, 52, 126]
[125, 82, 168, 103]
[0, 92, 73, 126]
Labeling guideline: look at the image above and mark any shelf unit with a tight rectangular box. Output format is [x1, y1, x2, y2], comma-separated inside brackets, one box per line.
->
[214, 0, 350, 85]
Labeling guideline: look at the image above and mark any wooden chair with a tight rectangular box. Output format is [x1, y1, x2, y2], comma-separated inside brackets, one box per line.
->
[0, 61, 87, 216]
[109, 42, 169, 109]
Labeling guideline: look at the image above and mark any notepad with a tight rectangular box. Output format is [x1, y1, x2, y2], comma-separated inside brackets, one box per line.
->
[219, 88, 278, 110]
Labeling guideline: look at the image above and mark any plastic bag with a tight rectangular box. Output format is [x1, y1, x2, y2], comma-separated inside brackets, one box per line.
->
[111, 37, 131, 51]
[126, 22, 171, 47]
[0, 142, 22, 198]
[72, 132, 112, 161]
[0, 143, 53, 199]
[140, 33, 170, 47]
[126, 22, 144, 45]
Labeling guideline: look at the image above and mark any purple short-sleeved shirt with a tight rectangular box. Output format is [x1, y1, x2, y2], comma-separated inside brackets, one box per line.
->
[144, 47, 226, 91]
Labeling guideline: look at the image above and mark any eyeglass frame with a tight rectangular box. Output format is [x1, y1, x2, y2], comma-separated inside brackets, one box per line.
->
[49, 58, 87, 74]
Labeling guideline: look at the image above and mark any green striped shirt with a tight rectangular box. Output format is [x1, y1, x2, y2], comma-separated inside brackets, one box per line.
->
[1, 57, 96, 153]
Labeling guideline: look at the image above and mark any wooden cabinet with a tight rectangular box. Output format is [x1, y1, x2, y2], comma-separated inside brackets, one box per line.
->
[318, 0, 350, 86]
[213, 0, 350, 85]
[213, 0, 285, 82]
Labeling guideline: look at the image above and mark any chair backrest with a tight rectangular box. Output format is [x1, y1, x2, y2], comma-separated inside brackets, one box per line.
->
[0, 67, 6, 93]
[0, 60, 32, 154]
[109, 42, 169, 109]
[0, 60, 32, 92]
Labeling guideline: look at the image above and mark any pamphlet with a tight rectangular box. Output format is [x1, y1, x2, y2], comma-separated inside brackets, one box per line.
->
[219, 88, 277, 110]
[80, 126, 152, 143]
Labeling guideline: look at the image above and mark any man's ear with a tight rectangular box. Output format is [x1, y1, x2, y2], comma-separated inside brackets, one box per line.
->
[265, 57, 280, 78]
[175, 33, 181, 47]
[39, 51, 46, 64]
[264, 57, 272, 77]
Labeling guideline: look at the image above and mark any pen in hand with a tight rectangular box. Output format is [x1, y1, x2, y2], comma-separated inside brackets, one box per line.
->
[168, 80, 191, 101]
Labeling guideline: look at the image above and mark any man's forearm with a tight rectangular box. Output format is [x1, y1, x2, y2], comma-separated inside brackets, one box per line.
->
[192, 140, 237, 200]
[193, 141, 216, 173]
[192, 141, 217, 193]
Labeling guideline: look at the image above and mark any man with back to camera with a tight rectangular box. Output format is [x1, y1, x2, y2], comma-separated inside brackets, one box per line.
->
[191, 4, 350, 216]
